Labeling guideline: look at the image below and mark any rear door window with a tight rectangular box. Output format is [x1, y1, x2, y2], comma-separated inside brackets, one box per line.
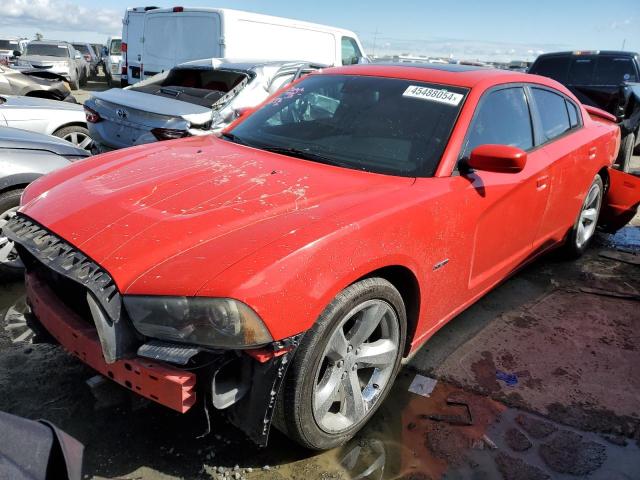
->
[462, 87, 533, 159]
[531, 88, 571, 141]
[566, 100, 580, 128]
[594, 56, 638, 84]
[530, 57, 570, 83]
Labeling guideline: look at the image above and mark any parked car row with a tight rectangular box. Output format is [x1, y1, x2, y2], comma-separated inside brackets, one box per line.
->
[13, 40, 89, 90]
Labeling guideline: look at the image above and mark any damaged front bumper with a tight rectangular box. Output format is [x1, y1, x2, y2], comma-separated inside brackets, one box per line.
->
[5, 214, 302, 446]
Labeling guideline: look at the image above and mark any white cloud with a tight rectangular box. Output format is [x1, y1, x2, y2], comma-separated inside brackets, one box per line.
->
[1, 0, 121, 36]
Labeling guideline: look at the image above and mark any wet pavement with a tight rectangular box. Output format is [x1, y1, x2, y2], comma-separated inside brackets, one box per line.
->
[1, 167, 639, 479]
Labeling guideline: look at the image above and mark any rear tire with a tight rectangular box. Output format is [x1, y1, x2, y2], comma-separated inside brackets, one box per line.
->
[615, 133, 634, 172]
[275, 277, 406, 450]
[53, 125, 92, 150]
[562, 174, 604, 259]
[0, 189, 25, 279]
[70, 73, 80, 91]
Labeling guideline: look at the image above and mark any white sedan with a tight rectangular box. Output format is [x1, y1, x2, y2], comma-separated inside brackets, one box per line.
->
[0, 95, 92, 150]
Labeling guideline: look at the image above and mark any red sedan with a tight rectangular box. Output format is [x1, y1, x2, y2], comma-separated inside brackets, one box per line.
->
[5, 64, 638, 450]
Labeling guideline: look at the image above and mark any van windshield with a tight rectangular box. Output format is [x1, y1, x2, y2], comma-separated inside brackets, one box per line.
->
[0, 40, 19, 50]
[73, 44, 91, 55]
[25, 44, 69, 57]
[227, 75, 467, 177]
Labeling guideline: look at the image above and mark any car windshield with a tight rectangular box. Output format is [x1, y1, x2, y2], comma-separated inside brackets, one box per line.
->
[25, 44, 69, 57]
[0, 40, 19, 50]
[73, 44, 90, 55]
[227, 75, 468, 177]
[110, 40, 121, 55]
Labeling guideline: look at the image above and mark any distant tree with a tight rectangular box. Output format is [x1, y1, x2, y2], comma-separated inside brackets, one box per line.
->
[35, 33, 43, 40]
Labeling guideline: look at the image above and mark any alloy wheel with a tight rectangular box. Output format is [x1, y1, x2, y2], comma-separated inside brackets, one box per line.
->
[0, 206, 23, 271]
[576, 182, 602, 248]
[312, 299, 400, 433]
[63, 131, 93, 150]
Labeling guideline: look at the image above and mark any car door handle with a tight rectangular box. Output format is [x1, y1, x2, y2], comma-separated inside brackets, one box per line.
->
[588, 147, 597, 160]
[536, 175, 549, 191]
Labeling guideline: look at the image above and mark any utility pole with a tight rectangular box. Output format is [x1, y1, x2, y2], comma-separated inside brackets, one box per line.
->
[371, 27, 380, 58]
[622, 38, 626, 50]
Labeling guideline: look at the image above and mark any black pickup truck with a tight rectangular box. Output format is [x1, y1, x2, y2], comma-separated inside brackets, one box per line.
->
[529, 51, 640, 171]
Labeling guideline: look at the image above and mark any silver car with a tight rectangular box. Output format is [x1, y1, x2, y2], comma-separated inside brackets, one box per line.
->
[0, 126, 89, 277]
[0, 95, 93, 150]
[72, 42, 99, 79]
[85, 59, 322, 152]
[14, 41, 85, 90]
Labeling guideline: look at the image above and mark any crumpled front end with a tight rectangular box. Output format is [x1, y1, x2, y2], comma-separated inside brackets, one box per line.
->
[4, 214, 302, 446]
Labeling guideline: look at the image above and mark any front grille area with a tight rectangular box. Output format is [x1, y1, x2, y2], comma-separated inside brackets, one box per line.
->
[3, 214, 123, 323]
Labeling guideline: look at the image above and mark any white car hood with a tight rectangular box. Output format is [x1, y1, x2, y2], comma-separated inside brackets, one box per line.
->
[91, 88, 213, 124]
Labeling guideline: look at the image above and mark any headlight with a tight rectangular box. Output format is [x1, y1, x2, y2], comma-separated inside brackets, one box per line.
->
[124, 296, 273, 348]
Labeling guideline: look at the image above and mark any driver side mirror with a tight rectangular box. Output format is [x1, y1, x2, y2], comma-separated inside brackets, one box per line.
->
[74, 52, 82, 60]
[467, 144, 527, 173]
[12, 50, 21, 57]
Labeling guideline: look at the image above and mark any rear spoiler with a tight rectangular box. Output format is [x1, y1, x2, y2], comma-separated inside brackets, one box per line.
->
[583, 105, 617, 123]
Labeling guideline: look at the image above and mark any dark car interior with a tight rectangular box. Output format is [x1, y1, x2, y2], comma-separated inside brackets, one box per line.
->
[130, 68, 250, 108]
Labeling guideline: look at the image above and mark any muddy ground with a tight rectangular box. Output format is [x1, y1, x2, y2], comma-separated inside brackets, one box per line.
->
[1, 145, 639, 478]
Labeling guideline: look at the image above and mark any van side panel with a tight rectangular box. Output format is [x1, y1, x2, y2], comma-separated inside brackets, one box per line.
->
[224, 17, 337, 66]
[142, 12, 222, 78]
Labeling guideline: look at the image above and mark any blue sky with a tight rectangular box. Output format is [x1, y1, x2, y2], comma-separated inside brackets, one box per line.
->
[2, 0, 638, 61]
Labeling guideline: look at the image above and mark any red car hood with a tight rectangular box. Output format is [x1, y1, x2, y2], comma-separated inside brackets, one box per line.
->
[21, 136, 412, 295]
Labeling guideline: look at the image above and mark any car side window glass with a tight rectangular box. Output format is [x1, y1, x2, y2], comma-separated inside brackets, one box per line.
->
[461, 87, 533, 159]
[566, 100, 580, 128]
[341, 37, 361, 65]
[531, 88, 571, 141]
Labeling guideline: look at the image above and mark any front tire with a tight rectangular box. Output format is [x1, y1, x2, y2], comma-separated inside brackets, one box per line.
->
[276, 277, 406, 450]
[0, 188, 25, 279]
[70, 73, 80, 91]
[562, 174, 604, 259]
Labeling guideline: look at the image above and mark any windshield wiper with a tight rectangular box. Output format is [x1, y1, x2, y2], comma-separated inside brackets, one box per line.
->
[260, 145, 349, 168]
[220, 132, 251, 146]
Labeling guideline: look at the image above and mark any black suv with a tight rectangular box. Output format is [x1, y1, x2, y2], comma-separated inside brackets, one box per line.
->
[529, 51, 640, 171]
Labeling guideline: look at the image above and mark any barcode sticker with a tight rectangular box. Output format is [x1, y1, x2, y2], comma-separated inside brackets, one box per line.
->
[403, 85, 463, 106]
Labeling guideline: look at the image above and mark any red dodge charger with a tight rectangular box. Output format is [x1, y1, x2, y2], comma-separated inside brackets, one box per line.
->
[5, 64, 639, 450]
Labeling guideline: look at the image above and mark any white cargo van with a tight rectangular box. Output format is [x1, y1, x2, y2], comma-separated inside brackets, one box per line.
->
[121, 6, 159, 87]
[126, 7, 366, 83]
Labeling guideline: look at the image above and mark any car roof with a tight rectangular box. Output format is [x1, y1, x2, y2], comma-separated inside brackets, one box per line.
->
[320, 63, 539, 89]
[29, 40, 71, 46]
[535, 50, 639, 58]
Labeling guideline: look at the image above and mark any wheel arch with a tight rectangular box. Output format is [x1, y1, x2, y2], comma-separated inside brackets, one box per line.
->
[598, 166, 610, 193]
[52, 121, 88, 134]
[352, 265, 421, 357]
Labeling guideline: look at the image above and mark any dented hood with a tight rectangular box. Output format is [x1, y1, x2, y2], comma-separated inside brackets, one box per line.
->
[20, 135, 411, 295]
